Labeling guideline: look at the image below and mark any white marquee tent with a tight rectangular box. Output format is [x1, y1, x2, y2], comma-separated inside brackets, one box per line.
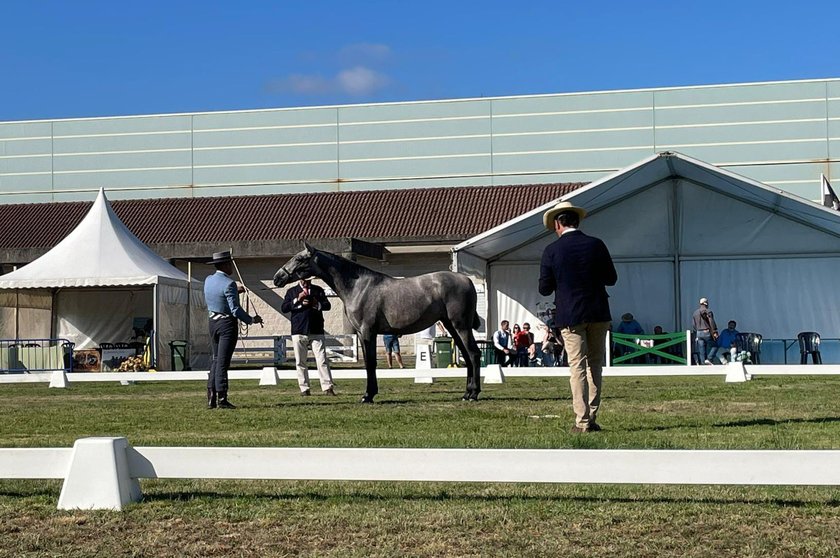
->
[453, 152, 840, 346]
[0, 189, 208, 369]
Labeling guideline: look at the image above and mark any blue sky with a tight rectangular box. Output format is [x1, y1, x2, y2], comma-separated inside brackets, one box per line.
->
[3, 0, 840, 121]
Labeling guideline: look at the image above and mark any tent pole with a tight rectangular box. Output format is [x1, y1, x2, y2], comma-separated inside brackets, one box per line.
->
[186, 262, 191, 364]
[153, 284, 159, 369]
[15, 289, 19, 340]
[672, 178, 683, 331]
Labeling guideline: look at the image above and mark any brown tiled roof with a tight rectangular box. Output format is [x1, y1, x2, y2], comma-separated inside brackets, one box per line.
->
[0, 183, 584, 249]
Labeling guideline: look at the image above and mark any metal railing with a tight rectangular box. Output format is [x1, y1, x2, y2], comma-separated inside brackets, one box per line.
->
[232, 334, 359, 366]
[748, 338, 840, 365]
[0, 338, 75, 373]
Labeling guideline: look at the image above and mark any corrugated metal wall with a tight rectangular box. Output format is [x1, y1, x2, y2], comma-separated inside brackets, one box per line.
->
[1, 78, 838, 204]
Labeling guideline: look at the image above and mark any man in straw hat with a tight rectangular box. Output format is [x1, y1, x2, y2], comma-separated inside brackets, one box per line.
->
[539, 201, 617, 433]
[204, 250, 263, 409]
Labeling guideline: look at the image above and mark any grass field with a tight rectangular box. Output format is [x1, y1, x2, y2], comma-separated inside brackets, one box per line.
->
[1, 373, 839, 557]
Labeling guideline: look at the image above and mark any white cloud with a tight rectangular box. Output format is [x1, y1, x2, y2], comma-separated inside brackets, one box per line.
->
[267, 44, 393, 98]
[336, 66, 390, 96]
[267, 66, 391, 97]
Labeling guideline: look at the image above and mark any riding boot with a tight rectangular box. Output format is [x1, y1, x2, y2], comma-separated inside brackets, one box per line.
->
[207, 388, 217, 409]
[217, 391, 236, 409]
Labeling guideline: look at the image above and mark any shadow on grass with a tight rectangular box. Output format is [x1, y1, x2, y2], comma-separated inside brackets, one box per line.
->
[137, 489, 840, 508]
[625, 415, 840, 432]
[714, 416, 840, 428]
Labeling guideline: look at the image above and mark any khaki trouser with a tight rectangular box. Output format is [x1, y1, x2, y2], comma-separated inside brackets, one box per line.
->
[560, 321, 611, 428]
[292, 334, 334, 392]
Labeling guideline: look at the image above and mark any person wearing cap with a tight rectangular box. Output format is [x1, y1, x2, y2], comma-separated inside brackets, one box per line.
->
[691, 297, 719, 365]
[615, 313, 645, 364]
[539, 201, 617, 434]
[281, 277, 336, 396]
[203, 250, 263, 409]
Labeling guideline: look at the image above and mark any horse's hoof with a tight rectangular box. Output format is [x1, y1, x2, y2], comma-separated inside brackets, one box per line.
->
[461, 391, 480, 401]
[359, 395, 375, 404]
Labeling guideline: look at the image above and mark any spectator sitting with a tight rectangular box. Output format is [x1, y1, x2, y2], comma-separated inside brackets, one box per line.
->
[616, 313, 644, 335]
[616, 313, 644, 363]
[715, 321, 740, 364]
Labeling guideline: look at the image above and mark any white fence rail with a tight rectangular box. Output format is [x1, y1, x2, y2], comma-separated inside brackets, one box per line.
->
[4, 361, 840, 388]
[1, 437, 839, 510]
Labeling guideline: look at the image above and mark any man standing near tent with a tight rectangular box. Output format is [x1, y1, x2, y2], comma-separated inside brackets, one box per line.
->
[539, 201, 617, 433]
[204, 250, 262, 409]
[691, 297, 719, 365]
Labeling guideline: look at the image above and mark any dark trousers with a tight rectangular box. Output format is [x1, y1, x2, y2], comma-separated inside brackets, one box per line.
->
[208, 317, 238, 393]
[494, 349, 511, 367]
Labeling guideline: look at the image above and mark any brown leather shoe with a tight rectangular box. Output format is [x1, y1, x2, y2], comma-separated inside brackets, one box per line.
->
[324, 387, 337, 396]
[300, 389, 311, 396]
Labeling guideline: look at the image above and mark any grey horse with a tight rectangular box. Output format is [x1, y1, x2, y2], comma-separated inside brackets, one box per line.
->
[273, 244, 483, 403]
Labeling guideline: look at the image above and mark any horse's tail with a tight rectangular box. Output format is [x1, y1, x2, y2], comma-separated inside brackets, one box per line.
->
[469, 281, 481, 330]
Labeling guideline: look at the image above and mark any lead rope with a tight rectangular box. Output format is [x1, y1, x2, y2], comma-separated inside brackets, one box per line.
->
[231, 257, 263, 364]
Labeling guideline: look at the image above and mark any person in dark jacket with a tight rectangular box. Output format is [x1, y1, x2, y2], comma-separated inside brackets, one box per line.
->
[539, 201, 617, 433]
[281, 278, 336, 396]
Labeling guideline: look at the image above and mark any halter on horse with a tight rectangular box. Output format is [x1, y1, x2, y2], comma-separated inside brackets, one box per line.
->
[273, 243, 483, 402]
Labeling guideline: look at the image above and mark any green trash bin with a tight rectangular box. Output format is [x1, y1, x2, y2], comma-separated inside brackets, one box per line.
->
[169, 340, 190, 371]
[433, 337, 454, 367]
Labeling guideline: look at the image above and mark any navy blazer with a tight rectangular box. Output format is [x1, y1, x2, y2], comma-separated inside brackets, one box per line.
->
[538, 230, 618, 328]
[281, 283, 331, 335]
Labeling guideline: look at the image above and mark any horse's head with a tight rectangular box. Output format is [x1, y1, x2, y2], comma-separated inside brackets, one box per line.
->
[273, 243, 320, 288]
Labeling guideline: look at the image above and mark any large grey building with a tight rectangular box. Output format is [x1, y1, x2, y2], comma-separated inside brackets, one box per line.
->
[2, 77, 839, 205]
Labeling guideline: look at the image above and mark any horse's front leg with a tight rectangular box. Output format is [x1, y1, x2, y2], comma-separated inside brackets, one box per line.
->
[444, 324, 482, 401]
[359, 335, 379, 403]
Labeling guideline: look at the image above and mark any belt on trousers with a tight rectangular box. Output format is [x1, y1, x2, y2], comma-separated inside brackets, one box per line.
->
[210, 312, 232, 320]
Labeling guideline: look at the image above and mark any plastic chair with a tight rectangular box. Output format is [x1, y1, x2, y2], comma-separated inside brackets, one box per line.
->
[797, 332, 822, 364]
[113, 342, 131, 349]
[735, 333, 762, 364]
[99, 342, 114, 350]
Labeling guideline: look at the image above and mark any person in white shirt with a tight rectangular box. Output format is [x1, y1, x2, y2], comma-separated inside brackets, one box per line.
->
[492, 320, 513, 367]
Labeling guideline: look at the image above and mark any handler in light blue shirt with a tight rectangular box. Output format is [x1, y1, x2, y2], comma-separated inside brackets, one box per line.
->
[203, 250, 262, 409]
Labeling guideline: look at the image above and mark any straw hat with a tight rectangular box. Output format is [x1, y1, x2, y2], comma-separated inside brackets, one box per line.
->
[208, 250, 232, 264]
[543, 201, 587, 231]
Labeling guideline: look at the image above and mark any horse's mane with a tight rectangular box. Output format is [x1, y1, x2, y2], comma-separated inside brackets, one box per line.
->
[314, 249, 391, 282]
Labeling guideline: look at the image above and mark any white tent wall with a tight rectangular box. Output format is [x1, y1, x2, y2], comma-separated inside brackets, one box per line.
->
[49, 281, 210, 370]
[677, 179, 840, 256]
[55, 289, 153, 350]
[0, 290, 52, 339]
[679, 257, 840, 339]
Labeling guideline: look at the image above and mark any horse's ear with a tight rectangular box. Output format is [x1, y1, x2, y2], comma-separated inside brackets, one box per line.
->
[303, 241, 315, 254]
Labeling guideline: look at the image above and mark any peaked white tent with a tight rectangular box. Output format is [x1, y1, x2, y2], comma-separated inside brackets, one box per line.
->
[0, 189, 208, 369]
[454, 152, 840, 345]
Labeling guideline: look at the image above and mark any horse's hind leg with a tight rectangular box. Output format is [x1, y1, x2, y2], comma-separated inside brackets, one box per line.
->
[359, 335, 379, 403]
[443, 320, 482, 401]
